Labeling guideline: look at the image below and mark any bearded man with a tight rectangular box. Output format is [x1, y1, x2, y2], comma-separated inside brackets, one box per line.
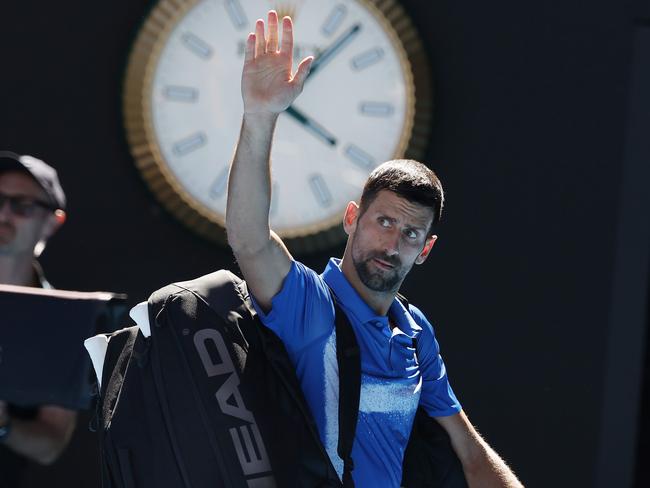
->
[226, 11, 523, 487]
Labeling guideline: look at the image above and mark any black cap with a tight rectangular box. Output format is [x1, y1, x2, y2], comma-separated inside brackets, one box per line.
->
[0, 151, 66, 210]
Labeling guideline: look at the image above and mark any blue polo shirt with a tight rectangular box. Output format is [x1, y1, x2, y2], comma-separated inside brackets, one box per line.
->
[253, 258, 461, 487]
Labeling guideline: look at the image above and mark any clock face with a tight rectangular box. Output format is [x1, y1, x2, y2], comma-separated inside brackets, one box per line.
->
[124, 0, 431, 252]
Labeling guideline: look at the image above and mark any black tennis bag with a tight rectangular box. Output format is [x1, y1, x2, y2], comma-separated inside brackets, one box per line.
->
[96, 270, 466, 487]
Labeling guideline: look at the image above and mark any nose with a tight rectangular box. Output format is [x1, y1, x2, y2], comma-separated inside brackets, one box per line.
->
[0, 199, 12, 221]
[383, 228, 400, 256]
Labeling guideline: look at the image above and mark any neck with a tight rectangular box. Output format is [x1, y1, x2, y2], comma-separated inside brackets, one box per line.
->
[0, 254, 36, 286]
[339, 254, 396, 316]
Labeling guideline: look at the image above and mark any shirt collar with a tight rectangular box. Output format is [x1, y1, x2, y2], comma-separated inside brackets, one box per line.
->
[321, 258, 422, 336]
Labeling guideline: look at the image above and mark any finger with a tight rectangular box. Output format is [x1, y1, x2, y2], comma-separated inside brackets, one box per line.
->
[291, 56, 314, 89]
[255, 19, 266, 56]
[267, 10, 279, 53]
[280, 16, 294, 56]
[244, 33, 256, 63]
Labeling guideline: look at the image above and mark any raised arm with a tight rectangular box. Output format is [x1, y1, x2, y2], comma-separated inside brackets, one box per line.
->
[226, 11, 313, 310]
[436, 411, 524, 487]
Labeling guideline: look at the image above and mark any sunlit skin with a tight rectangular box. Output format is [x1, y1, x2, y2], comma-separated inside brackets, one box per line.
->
[340, 190, 437, 316]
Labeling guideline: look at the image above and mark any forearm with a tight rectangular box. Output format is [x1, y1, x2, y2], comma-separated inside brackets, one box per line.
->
[3, 408, 76, 465]
[458, 432, 523, 488]
[224, 12, 311, 307]
[226, 112, 278, 254]
[437, 411, 523, 488]
[227, 11, 311, 258]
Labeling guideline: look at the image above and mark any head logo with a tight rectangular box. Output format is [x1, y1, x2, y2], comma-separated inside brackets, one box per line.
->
[194, 328, 277, 487]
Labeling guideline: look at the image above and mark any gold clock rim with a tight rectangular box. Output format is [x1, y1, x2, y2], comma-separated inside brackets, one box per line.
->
[123, 0, 431, 248]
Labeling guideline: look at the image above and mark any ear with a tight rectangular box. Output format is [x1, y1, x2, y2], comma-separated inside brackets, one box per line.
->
[342, 201, 360, 235]
[41, 210, 66, 241]
[54, 209, 66, 227]
[34, 210, 66, 257]
[415, 235, 437, 265]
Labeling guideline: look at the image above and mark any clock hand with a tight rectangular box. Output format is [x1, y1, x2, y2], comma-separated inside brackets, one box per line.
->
[281, 24, 360, 147]
[285, 106, 337, 146]
[306, 23, 361, 80]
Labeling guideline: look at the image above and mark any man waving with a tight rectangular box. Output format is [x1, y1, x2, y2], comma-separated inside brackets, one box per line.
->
[226, 11, 522, 488]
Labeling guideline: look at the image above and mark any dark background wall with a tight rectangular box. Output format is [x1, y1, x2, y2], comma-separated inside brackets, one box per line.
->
[1, 1, 647, 487]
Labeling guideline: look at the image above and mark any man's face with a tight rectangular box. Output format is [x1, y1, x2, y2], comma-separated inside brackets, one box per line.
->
[0, 171, 56, 256]
[346, 190, 436, 293]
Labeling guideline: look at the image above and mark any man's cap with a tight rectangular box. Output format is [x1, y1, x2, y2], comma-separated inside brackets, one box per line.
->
[0, 151, 66, 210]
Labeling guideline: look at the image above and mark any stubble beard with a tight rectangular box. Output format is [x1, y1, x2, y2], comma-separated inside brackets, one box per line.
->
[352, 247, 405, 293]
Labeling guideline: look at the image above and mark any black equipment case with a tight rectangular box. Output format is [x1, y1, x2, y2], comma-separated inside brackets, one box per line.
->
[95, 270, 466, 487]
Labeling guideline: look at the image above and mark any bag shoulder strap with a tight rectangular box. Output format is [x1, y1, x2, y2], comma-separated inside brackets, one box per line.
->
[396, 292, 419, 351]
[330, 289, 413, 487]
[329, 288, 360, 488]
[100, 326, 140, 428]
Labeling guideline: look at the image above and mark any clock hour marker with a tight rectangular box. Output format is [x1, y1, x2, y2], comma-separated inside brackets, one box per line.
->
[351, 48, 384, 70]
[309, 174, 332, 207]
[163, 86, 198, 102]
[172, 132, 206, 156]
[224, 0, 247, 30]
[209, 167, 229, 199]
[181, 32, 213, 59]
[344, 144, 375, 169]
[359, 102, 394, 117]
[321, 5, 347, 37]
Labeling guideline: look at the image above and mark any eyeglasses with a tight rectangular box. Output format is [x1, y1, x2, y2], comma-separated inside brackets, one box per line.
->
[0, 193, 56, 217]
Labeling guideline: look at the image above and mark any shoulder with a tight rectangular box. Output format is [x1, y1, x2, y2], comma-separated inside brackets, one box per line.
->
[290, 259, 320, 282]
[285, 260, 335, 316]
[253, 259, 327, 308]
[252, 260, 336, 345]
[283, 260, 330, 301]
[408, 303, 435, 337]
[406, 303, 442, 357]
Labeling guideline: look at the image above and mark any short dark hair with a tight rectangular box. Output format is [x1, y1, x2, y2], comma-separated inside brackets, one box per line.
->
[359, 159, 444, 233]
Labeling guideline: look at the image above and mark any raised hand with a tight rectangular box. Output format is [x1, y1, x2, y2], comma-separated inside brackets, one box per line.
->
[242, 11, 313, 115]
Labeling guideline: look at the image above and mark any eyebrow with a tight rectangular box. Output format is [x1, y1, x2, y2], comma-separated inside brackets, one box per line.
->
[378, 214, 427, 232]
[404, 225, 427, 235]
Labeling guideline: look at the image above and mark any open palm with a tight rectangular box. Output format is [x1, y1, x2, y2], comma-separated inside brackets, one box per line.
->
[241, 12, 313, 115]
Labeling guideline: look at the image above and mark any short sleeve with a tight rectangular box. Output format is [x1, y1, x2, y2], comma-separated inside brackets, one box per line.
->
[410, 305, 462, 417]
[251, 260, 335, 351]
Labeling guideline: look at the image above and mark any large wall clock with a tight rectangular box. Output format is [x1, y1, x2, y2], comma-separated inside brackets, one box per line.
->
[124, 0, 431, 254]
